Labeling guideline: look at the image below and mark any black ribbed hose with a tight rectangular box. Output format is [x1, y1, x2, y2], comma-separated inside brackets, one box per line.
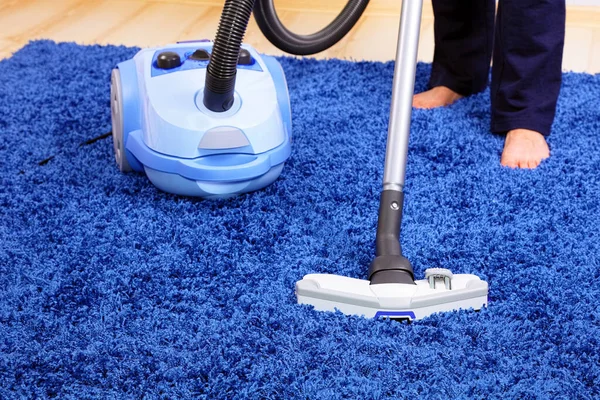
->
[253, 0, 370, 55]
[203, 0, 256, 112]
[204, 0, 369, 111]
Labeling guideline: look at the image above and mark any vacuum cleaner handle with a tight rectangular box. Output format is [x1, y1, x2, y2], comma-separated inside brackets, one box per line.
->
[369, 0, 423, 285]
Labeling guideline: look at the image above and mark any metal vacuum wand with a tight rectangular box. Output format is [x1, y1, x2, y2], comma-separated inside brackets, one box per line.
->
[368, 0, 423, 285]
[295, 0, 489, 320]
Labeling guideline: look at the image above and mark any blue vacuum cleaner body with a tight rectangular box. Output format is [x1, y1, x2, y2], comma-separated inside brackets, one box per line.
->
[109, 0, 488, 321]
[110, 40, 292, 198]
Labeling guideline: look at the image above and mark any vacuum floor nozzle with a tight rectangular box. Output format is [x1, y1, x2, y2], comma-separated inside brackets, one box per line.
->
[296, 269, 488, 320]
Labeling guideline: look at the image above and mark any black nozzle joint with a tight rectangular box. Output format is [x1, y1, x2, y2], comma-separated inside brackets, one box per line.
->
[368, 190, 415, 285]
[203, 73, 236, 112]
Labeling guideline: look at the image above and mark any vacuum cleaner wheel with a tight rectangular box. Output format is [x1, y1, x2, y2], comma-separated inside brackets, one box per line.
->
[110, 68, 132, 172]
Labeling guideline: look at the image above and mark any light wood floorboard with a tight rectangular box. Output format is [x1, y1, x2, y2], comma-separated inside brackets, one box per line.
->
[0, 0, 598, 73]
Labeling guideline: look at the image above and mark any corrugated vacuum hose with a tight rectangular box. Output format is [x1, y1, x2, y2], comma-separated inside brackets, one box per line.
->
[203, 0, 256, 112]
[253, 0, 370, 55]
[204, 0, 370, 112]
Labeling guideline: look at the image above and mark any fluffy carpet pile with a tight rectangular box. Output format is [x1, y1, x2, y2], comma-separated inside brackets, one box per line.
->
[1, 41, 599, 399]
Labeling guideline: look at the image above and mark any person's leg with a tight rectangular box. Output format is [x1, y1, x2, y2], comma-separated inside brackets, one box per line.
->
[414, 0, 495, 109]
[491, 0, 566, 168]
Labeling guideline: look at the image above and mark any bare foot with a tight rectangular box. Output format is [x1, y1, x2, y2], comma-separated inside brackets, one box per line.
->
[413, 86, 463, 109]
[500, 129, 550, 169]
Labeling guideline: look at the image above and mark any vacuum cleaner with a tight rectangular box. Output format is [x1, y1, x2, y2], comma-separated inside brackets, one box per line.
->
[110, 0, 488, 320]
[110, 2, 292, 198]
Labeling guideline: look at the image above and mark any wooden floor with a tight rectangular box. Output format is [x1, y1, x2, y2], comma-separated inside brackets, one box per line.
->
[0, 0, 599, 73]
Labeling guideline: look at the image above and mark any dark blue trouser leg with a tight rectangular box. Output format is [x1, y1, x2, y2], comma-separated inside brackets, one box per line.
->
[491, 0, 566, 136]
[429, 0, 495, 96]
[430, 0, 566, 137]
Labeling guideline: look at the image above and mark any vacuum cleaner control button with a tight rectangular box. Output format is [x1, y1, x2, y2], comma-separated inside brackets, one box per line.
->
[190, 49, 210, 61]
[238, 49, 252, 65]
[156, 51, 182, 69]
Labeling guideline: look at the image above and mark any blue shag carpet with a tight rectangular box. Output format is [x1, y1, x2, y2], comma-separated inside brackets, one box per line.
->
[1, 41, 600, 399]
